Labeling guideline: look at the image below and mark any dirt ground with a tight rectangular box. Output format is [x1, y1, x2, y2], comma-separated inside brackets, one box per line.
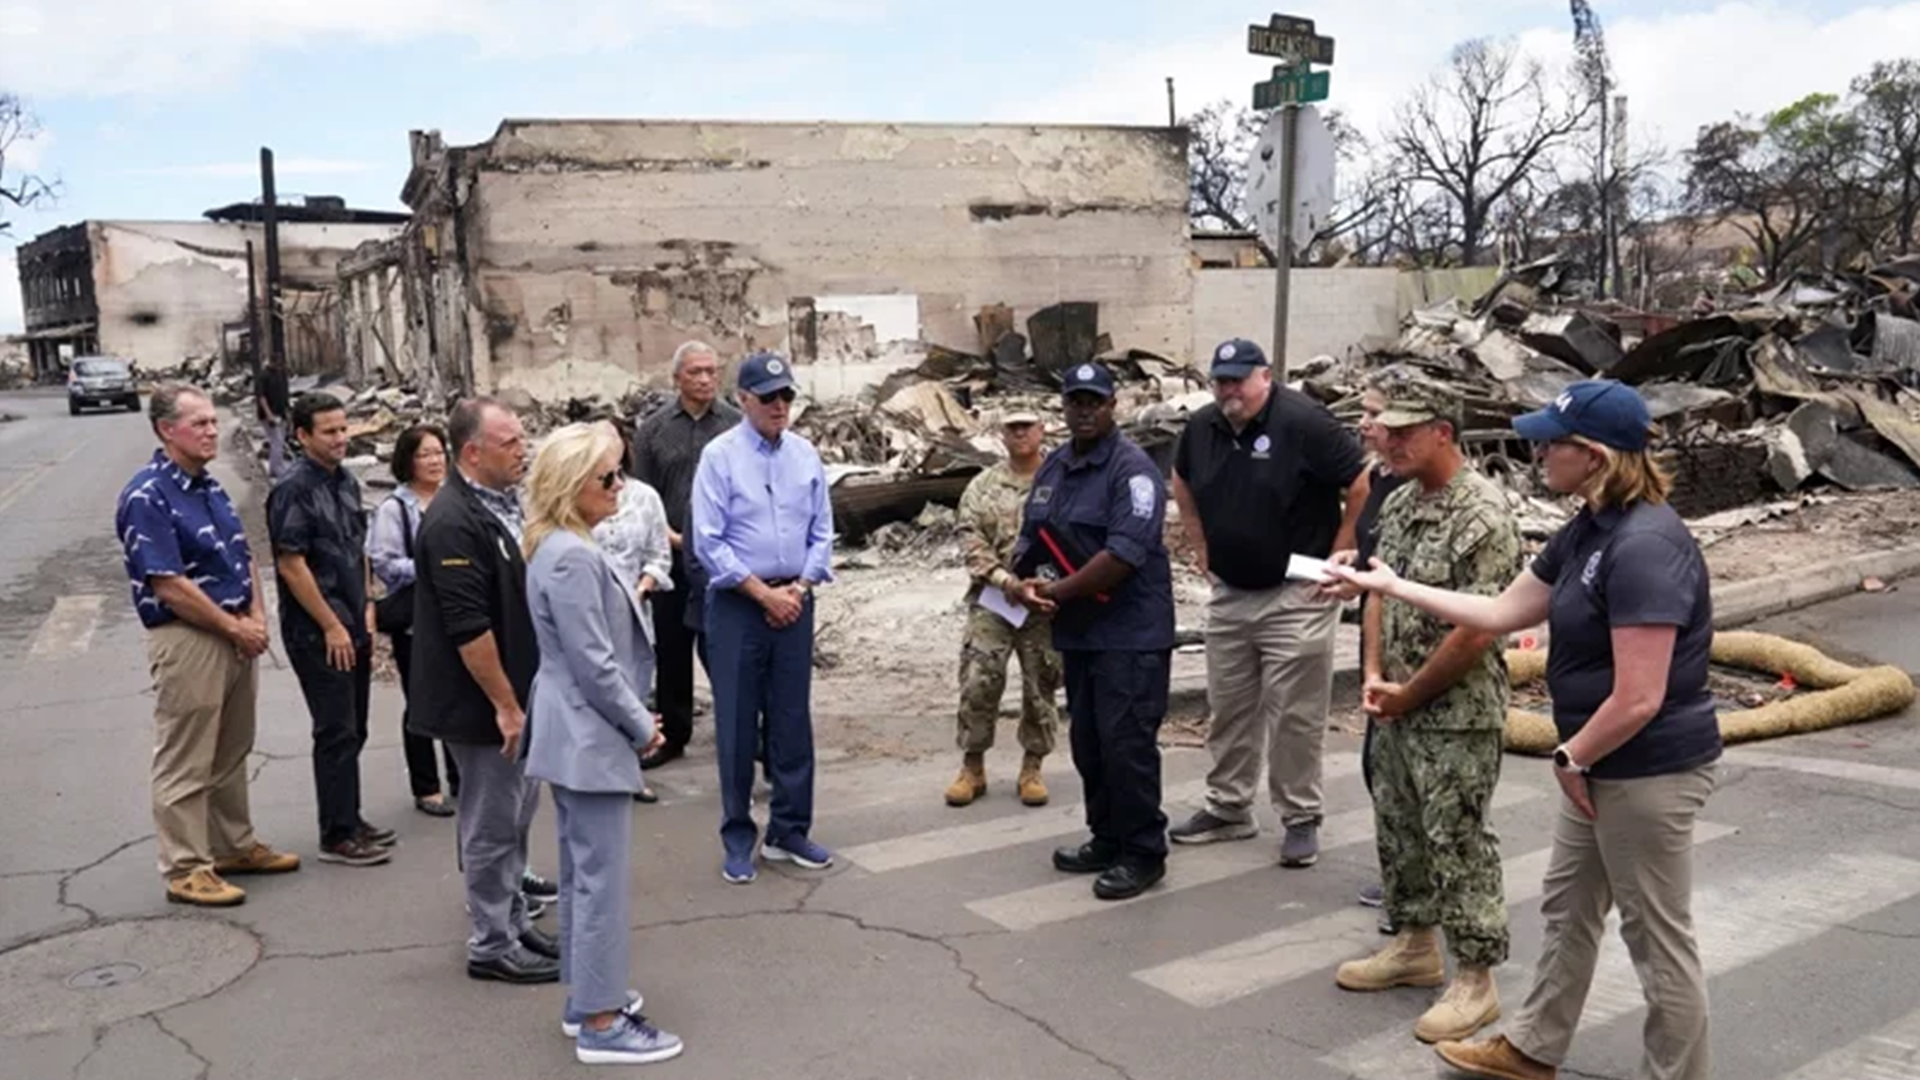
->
[1697, 489, 1920, 584]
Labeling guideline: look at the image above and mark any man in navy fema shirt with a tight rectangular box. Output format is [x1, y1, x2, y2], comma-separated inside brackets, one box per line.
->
[116, 383, 300, 909]
[1010, 361, 1176, 901]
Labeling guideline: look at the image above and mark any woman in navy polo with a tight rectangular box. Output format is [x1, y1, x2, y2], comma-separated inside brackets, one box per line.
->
[1332, 379, 1720, 1080]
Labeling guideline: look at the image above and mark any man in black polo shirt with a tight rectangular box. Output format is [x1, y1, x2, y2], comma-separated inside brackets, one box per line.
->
[1169, 339, 1369, 868]
[630, 340, 741, 769]
[269, 392, 390, 867]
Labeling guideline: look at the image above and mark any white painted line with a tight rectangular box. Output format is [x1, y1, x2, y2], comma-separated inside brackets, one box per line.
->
[1137, 820, 1739, 1010]
[969, 782, 1543, 932]
[842, 753, 1360, 875]
[1781, 1005, 1920, 1080]
[27, 595, 106, 660]
[1730, 749, 1920, 794]
[1321, 846, 1920, 1080]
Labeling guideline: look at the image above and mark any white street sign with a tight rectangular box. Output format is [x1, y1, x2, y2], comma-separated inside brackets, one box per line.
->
[1245, 104, 1337, 257]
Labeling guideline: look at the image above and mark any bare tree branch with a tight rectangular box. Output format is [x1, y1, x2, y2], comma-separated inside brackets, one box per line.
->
[0, 92, 58, 237]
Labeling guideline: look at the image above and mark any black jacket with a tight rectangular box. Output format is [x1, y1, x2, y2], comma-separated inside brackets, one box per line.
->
[407, 470, 537, 745]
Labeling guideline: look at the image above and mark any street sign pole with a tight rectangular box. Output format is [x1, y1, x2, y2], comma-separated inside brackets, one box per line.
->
[1272, 101, 1299, 384]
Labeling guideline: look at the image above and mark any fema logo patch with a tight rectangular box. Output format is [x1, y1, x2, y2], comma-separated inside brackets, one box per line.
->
[768, 359, 786, 375]
[1076, 364, 1096, 382]
[1581, 550, 1603, 587]
[1218, 343, 1237, 361]
[1128, 474, 1157, 519]
[1253, 434, 1272, 455]
[1555, 390, 1574, 412]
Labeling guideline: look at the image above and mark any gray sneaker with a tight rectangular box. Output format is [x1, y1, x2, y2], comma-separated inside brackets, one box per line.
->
[576, 1012, 684, 1066]
[1279, 822, 1319, 868]
[1168, 810, 1259, 845]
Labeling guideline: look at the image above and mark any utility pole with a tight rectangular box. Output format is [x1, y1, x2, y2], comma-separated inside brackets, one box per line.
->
[1166, 77, 1177, 128]
[1272, 98, 1299, 382]
[258, 147, 286, 373]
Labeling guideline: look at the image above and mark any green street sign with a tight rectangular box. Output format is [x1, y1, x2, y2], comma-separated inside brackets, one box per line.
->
[1247, 14, 1335, 65]
[1253, 67, 1330, 109]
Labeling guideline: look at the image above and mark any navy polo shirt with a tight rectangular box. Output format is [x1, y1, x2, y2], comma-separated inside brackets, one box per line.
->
[1013, 430, 1176, 653]
[267, 457, 371, 646]
[1530, 501, 1722, 779]
[115, 450, 255, 629]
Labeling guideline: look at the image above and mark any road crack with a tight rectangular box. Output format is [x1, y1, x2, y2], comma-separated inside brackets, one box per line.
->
[69, 1024, 106, 1080]
[149, 1014, 212, 1080]
[56, 835, 152, 923]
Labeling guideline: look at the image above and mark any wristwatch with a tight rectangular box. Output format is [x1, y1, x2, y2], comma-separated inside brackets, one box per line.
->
[1552, 744, 1589, 774]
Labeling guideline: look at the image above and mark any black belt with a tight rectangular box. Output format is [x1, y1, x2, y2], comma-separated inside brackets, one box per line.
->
[763, 576, 799, 588]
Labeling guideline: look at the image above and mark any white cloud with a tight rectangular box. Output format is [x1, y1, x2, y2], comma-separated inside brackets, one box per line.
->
[0, 253, 21, 336]
[122, 159, 380, 179]
[1002, 1, 1920, 164]
[0, 0, 888, 97]
[7, 126, 52, 172]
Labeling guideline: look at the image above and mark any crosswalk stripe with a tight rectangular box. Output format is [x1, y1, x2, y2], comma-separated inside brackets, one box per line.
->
[27, 594, 105, 660]
[1781, 1005, 1920, 1080]
[967, 782, 1543, 932]
[1133, 820, 1739, 1009]
[1731, 748, 1920, 794]
[1320, 848, 1920, 1080]
[841, 753, 1361, 875]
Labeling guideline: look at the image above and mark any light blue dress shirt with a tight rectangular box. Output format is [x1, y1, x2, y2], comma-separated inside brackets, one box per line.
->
[691, 423, 835, 591]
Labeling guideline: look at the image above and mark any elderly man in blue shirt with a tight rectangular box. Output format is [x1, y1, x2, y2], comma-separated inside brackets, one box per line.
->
[691, 351, 835, 885]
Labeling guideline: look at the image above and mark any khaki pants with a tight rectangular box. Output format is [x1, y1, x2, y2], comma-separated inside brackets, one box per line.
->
[1202, 579, 1338, 827]
[1511, 764, 1719, 1080]
[147, 622, 259, 880]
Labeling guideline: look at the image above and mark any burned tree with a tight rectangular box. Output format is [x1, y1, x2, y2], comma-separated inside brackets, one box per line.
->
[0, 93, 55, 237]
[1384, 37, 1591, 265]
[1853, 60, 1920, 256]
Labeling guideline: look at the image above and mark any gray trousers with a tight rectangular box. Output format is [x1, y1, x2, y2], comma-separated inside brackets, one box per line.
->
[263, 417, 289, 481]
[447, 743, 539, 962]
[553, 786, 634, 1016]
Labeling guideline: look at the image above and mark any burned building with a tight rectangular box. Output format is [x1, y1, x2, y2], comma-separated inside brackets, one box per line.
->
[354, 120, 1194, 401]
[13, 202, 405, 380]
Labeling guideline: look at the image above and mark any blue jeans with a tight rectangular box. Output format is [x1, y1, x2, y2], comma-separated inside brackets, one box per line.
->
[707, 589, 815, 859]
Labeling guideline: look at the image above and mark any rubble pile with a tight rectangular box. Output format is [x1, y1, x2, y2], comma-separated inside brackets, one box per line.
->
[1305, 253, 1920, 522]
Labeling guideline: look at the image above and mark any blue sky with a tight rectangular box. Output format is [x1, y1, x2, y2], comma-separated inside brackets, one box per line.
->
[5, 0, 1917, 331]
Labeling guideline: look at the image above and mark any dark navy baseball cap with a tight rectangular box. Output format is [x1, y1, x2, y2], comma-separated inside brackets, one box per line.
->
[1210, 338, 1270, 380]
[1512, 380, 1652, 452]
[1061, 361, 1117, 400]
[738, 351, 796, 397]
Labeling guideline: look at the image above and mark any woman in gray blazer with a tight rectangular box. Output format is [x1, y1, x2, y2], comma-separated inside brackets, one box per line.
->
[522, 422, 684, 1068]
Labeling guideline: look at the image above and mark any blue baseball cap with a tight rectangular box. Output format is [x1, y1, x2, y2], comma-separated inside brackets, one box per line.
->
[1512, 380, 1652, 452]
[738, 351, 796, 397]
[1061, 361, 1117, 400]
[1210, 338, 1270, 380]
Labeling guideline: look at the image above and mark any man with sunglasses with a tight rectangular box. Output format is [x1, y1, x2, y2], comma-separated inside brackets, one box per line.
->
[631, 341, 741, 770]
[690, 352, 836, 885]
[1169, 339, 1370, 869]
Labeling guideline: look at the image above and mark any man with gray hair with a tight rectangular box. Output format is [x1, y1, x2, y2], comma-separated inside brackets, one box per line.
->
[117, 383, 299, 907]
[631, 341, 740, 768]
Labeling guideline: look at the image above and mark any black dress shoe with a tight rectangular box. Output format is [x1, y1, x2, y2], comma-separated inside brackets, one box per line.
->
[640, 742, 685, 770]
[1093, 861, 1166, 901]
[519, 926, 561, 960]
[1052, 841, 1120, 875]
[468, 946, 560, 984]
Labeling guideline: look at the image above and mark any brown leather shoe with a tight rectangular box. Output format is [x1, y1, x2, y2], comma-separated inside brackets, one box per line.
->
[1433, 1035, 1557, 1080]
[166, 869, 246, 907]
[215, 842, 301, 876]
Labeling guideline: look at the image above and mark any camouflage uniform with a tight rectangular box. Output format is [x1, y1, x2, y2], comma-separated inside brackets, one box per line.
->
[1371, 462, 1522, 968]
[956, 463, 1061, 756]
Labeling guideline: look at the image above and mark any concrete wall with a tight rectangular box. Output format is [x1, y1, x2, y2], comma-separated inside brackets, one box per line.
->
[1191, 268, 1402, 366]
[445, 120, 1192, 401]
[89, 220, 401, 371]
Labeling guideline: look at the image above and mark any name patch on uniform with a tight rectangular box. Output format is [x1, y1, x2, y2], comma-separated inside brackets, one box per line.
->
[1128, 475, 1157, 519]
[441, 557, 472, 567]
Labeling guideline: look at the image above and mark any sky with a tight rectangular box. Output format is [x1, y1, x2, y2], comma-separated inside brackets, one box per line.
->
[3, 0, 1918, 333]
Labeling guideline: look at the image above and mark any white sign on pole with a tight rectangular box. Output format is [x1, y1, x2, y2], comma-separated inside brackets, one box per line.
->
[1245, 104, 1337, 257]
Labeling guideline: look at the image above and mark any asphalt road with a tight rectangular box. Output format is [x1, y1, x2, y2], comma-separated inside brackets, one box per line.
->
[4, 384, 1920, 1080]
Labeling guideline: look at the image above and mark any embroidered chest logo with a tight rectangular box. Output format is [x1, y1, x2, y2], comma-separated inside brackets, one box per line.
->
[1128, 475, 1157, 519]
[1251, 433, 1272, 460]
[1580, 550, 1603, 587]
[1031, 485, 1053, 506]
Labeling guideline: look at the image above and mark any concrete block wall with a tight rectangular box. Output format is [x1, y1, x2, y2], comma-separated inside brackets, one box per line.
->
[1191, 267, 1401, 368]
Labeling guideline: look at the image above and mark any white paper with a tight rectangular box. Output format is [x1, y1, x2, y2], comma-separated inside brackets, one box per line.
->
[977, 586, 1031, 629]
[1286, 554, 1336, 584]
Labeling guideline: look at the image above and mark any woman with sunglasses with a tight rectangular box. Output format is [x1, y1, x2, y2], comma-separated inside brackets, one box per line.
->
[1330, 380, 1721, 1080]
[590, 420, 674, 804]
[521, 422, 682, 1067]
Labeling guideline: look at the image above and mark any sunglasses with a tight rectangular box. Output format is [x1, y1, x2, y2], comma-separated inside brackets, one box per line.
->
[596, 468, 623, 491]
[755, 389, 797, 406]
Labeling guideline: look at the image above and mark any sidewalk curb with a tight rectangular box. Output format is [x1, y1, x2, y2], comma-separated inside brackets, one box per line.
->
[1167, 544, 1920, 717]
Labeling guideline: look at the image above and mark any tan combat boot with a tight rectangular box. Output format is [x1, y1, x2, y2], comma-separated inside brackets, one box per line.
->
[1334, 926, 1445, 991]
[166, 869, 246, 907]
[1017, 753, 1049, 807]
[1415, 964, 1501, 1043]
[1433, 1035, 1557, 1080]
[944, 754, 987, 807]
